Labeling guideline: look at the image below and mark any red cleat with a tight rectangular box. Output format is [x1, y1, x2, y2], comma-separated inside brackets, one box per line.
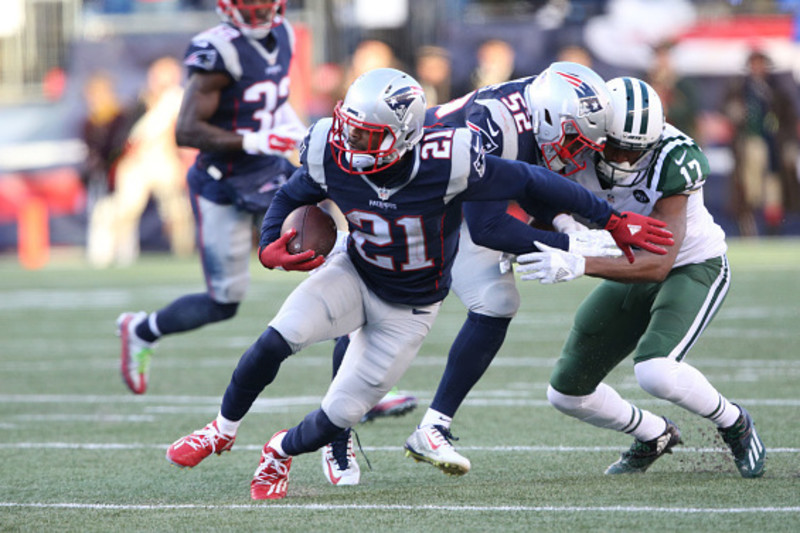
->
[166, 421, 235, 468]
[251, 430, 293, 500]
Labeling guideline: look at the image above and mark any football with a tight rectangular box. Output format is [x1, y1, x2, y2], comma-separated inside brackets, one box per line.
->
[280, 204, 338, 258]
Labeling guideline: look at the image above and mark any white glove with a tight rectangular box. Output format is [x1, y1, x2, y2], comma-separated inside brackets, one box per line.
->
[517, 241, 586, 284]
[568, 230, 623, 257]
[498, 252, 516, 274]
[242, 125, 303, 157]
[552, 213, 589, 234]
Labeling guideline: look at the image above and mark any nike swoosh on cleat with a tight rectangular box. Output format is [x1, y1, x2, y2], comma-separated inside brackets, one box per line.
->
[325, 461, 343, 485]
[424, 433, 442, 450]
[412, 309, 430, 315]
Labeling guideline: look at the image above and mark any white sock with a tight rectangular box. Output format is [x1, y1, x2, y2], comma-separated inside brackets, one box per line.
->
[634, 358, 740, 428]
[420, 408, 452, 429]
[269, 431, 288, 457]
[547, 383, 667, 441]
[215, 412, 241, 437]
[148, 312, 162, 338]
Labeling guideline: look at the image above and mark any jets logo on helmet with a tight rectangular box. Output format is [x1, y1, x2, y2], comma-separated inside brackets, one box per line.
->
[385, 86, 425, 124]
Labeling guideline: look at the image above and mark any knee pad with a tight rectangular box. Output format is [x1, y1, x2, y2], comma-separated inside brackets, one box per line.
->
[547, 384, 589, 416]
[473, 280, 520, 318]
[635, 358, 679, 400]
[321, 388, 371, 428]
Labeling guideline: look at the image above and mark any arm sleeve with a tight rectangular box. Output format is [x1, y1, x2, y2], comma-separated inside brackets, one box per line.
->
[464, 154, 614, 228]
[258, 169, 327, 249]
[464, 201, 569, 254]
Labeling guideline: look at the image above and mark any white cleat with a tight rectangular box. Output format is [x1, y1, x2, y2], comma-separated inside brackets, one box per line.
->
[404, 424, 471, 476]
[321, 432, 361, 485]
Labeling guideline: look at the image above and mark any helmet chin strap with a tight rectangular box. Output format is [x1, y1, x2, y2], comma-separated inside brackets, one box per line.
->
[598, 159, 643, 186]
[346, 152, 377, 170]
[549, 157, 566, 172]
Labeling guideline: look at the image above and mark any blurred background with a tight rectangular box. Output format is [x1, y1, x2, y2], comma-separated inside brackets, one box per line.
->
[1, 0, 799, 269]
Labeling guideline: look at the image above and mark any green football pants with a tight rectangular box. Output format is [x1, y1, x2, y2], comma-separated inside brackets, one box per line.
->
[550, 255, 730, 396]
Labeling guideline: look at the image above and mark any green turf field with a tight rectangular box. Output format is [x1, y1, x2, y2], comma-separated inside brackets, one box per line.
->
[1, 239, 798, 532]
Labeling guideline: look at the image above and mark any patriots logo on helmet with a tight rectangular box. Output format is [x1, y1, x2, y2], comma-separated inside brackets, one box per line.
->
[384, 86, 425, 123]
[557, 72, 603, 115]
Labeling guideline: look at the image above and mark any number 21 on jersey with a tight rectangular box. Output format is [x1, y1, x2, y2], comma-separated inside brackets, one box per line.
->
[346, 131, 454, 272]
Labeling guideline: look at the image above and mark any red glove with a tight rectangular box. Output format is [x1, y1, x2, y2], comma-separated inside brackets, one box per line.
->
[258, 229, 325, 271]
[604, 211, 674, 264]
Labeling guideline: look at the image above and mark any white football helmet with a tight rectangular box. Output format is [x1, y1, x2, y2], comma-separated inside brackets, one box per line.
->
[217, 0, 285, 40]
[525, 61, 612, 176]
[330, 68, 427, 175]
[597, 77, 665, 187]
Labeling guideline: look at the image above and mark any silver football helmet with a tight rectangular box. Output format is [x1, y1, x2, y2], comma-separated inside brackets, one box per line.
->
[330, 68, 427, 175]
[597, 77, 665, 187]
[216, 0, 285, 40]
[525, 61, 612, 176]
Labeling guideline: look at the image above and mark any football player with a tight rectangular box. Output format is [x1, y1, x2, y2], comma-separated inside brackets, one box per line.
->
[116, 0, 305, 394]
[164, 67, 673, 499]
[331, 62, 628, 479]
[518, 77, 766, 478]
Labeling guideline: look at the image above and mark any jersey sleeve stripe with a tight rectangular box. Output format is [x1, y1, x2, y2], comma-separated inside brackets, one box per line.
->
[306, 118, 332, 190]
[444, 129, 473, 203]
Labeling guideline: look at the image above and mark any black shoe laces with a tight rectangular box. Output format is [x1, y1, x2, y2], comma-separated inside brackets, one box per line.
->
[720, 415, 749, 453]
[434, 425, 459, 444]
[331, 428, 372, 471]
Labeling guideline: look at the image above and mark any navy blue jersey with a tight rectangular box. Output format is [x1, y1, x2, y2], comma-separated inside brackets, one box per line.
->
[427, 77, 572, 254]
[426, 77, 540, 165]
[261, 120, 614, 306]
[183, 20, 297, 207]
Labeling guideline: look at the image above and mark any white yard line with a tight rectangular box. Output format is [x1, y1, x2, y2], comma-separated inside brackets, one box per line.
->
[1, 501, 799, 513]
[1, 442, 798, 453]
[2, 393, 800, 408]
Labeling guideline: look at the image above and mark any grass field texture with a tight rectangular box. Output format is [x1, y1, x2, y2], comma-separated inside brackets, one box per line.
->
[1, 239, 799, 532]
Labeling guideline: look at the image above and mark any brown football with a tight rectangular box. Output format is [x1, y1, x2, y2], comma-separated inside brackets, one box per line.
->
[280, 204, 338, 258]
